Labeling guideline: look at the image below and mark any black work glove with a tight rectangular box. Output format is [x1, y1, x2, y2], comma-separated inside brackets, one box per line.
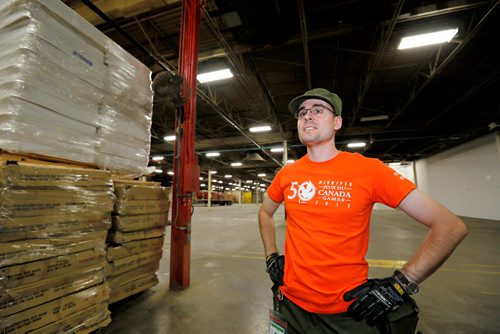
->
[343, 277, 409, 326]
[266, 252, 285, 286]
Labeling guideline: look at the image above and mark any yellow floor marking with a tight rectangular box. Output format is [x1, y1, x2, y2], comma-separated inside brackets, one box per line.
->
[367, 259, 406, 268]
[198, 253, 500, 275]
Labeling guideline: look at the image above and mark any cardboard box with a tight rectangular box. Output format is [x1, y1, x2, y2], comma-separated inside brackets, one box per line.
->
[0, 264, 106, 317]
[114, 183, 168, 201]
[107, 250, 162, 277]
[0, 212, 110, 229]
[108, 262, 159, 291]
[114, 199, 168, 215]
[106, 237, 164, 261]
[0, 230, 107, 268]
[0, 283, 110, 334]
[0, 188, 114, 218]
[29, 302, 110, 334]
[0, 162, 112, 188]
[0, 216, 111, 243]
[112, 212, 167, 232]
[0, 249, 105, 292]
[109, 274, 158, 304]
[108, 227, 164, 244]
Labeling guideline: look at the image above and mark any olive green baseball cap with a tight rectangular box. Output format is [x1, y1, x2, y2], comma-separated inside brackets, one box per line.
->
[288, 88, 342, 117]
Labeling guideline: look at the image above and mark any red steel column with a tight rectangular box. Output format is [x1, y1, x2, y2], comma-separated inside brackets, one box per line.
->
[169, 0, 202, 290]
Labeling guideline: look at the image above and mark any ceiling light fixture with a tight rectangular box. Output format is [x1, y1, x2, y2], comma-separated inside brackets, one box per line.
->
[270, 147, 284, 153]
[154, 169, 163, 173]
[224, 174, 232, 178]
[231, 162, 242, 167]
[167, 171, 174, 175]
[389, 162, 402, 166]
[347, 142, 367, 148]
[398, 28, 458, 50]
[163, 135, 176, 141]
[249, 125, 272, 133]
[258, 173, 266, 177]
[360, 115, 389, 122]
[152, 156, 164, 161]
[197, 68, 233, 83]
[286, 159, 295, 164]
[205, 152, 220, 157]
[210, 171, 217, 174]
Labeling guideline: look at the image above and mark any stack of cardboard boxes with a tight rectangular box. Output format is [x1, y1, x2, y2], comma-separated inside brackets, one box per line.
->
[106, 181, 169, 304]
[0, 1, 167, 331]
[0, 162, 114, 333]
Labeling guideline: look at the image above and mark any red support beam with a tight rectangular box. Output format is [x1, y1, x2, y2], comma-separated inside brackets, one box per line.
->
[169, 0, 202, 290]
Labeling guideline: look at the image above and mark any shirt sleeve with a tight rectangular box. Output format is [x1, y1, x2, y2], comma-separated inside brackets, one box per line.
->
[371, 159, 416, 208]
[266, 169, 285, 203]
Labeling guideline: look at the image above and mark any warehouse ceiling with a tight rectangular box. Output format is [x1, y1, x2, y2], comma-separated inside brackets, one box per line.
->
[63, 0, 499, 187]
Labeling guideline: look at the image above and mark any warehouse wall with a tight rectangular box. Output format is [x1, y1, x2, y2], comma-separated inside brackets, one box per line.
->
[415, 132, 500, 220]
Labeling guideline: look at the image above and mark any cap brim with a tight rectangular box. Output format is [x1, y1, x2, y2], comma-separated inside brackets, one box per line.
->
[288, 94, 336, 116]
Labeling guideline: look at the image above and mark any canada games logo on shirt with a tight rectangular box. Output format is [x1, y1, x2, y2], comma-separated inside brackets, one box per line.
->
[287, 180, 352, 207]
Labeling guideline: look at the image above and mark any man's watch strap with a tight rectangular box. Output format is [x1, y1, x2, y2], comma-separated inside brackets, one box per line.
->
[393, 269, 419, 294]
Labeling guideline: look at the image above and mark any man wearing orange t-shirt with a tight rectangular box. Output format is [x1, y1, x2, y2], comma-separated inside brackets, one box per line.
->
[258, 88, 468, 333]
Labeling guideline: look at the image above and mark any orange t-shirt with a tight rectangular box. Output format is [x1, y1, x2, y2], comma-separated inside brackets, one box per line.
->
[266, 151, 416, 314]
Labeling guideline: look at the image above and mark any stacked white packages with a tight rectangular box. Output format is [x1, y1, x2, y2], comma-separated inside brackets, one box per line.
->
[0, 0, 153, 175]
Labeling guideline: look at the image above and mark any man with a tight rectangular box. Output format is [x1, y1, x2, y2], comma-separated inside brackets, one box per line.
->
[258, 88, 468, 333]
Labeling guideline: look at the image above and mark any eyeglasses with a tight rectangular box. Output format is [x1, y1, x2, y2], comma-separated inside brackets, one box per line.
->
[296, 104, 335, 120]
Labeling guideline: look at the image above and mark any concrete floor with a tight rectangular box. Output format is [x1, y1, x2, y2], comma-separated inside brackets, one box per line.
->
[103, 204, 500, 334]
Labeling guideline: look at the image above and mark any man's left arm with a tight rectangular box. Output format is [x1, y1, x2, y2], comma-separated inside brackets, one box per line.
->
[397, 188, 468, 283]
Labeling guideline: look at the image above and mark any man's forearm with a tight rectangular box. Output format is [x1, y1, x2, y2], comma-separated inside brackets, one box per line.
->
[258, 210, 278, 256]
[398, 189, 468, 283]
[403, 216, 467, 283]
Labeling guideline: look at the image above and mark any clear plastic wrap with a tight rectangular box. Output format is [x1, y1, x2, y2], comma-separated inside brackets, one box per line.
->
[0, 283, 110, 334]
[0, 229, 108, 268]
[0, 188, 114, 218]
[0, 97, 98, 163]
[0, 263, 106, 317]
[29, 301, 111, 334]
[0, 249, 106, 292]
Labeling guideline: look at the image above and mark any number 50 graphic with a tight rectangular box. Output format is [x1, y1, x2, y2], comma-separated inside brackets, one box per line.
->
[288, 181, 316, 202]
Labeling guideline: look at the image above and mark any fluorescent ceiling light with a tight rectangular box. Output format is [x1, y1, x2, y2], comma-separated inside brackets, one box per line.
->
[398, 28, 458, 50]
[360, 115, 389, 122]
[154, 169, 163, 173]
[231, 162, 242, 167]
[270, 147, 284, 153]
[218, 180, 223, 184]
[286, 159, 295, 164]
[163, 135, 176, 141]
[224, 174, 232, 178]
[197, 68, 233, 83]
[389, 162, 402, 166]
[152, 156, 164, 161]
[258, 173, 266, 177]
[210, 171, 217, 174]
[199, 177, 203, 180]
[200, 183, 206, 187]
[246, 180, 252, 183]
[249, 125, 272, 133]
[167, 171, 174, 175]
[347, 142, 366, 148]
[206, 152, 220, 157]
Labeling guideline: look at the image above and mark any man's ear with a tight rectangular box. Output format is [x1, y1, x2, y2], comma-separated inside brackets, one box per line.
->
[334, 116, 342, 131]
